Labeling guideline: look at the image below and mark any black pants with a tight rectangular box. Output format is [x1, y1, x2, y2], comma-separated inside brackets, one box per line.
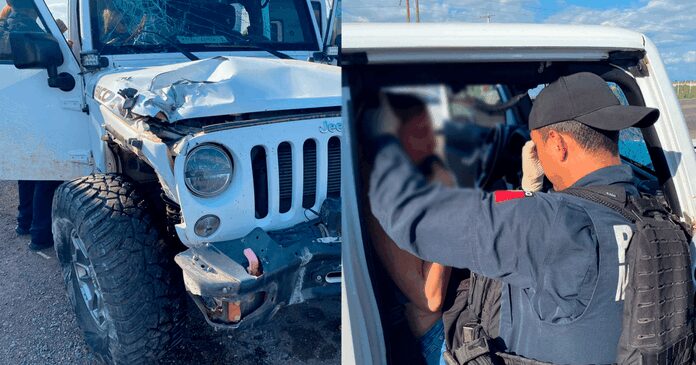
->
[17, 180, 62, 244]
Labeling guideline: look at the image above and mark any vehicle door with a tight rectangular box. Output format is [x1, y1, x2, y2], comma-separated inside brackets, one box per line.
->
[0, 0, 92, 180]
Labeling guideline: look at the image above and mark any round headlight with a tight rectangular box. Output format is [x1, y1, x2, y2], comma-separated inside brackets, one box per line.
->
[184, 144, 233, 197]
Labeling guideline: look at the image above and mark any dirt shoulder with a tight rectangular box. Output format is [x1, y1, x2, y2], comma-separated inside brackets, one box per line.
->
[0, 180, 340, 365]
[680, 98, 696, 138]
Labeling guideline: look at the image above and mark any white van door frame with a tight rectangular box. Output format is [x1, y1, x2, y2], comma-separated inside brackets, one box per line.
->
[0, 0, 93, 181]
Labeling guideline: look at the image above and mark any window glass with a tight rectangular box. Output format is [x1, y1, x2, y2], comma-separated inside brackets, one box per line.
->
[329, 0, 340, 47]
[310, 0, 322, 35]
[610, 82, 655, 171]
[450, 85, 506, 128]
[46, 0, 69, 40]
[91, 0, 317, 55]
[0, 0, 48, 61]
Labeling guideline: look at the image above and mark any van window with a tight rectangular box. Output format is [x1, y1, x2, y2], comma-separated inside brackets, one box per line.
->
[610, 83, 655, 171]
[0, 0, 48, 62]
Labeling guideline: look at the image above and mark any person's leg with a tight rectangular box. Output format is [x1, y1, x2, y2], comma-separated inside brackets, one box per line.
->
[29, 181, 62, 250]
[16, 180, 35, 235]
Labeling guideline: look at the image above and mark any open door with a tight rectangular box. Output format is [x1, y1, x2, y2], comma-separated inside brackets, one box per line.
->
[0, 0, 93, 181]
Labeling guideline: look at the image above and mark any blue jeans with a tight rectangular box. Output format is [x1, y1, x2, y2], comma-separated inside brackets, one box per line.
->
[419, 319, 446, 365]
[440, 340, 448, 365]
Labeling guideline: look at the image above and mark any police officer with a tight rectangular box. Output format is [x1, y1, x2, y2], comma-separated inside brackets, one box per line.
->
[366, 72, 661, 364]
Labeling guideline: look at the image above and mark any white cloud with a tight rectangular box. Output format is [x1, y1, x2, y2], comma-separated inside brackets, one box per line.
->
[546, 0, 696, 79]
[683, 51, 696, 64]
[343, 0, 696, 80]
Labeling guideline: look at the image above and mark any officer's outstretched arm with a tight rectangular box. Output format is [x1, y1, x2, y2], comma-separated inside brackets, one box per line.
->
[369, 138, 562, 288]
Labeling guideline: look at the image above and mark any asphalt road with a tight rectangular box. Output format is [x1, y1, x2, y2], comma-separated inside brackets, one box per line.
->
[0, 180, 340, 365]
[681, 98, 696, 138]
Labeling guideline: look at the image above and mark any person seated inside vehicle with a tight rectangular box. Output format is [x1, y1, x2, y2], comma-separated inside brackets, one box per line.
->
[363, 72, 691, 365]
[100, 5, 132, 45]
[362, 93, 455, 365]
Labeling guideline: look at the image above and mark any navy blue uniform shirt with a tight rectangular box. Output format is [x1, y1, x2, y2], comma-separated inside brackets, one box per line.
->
[369, 137, 638, 364]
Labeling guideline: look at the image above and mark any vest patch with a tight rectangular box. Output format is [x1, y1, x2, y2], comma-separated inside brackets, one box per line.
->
[612, 224, 633, 301]
[494, 190, 533, 203]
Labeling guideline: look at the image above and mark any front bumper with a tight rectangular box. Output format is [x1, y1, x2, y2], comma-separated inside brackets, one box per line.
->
[174, 201, 341, 330]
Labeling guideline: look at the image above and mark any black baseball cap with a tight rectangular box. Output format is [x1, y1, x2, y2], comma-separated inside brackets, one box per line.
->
[529, 72, 659, 131]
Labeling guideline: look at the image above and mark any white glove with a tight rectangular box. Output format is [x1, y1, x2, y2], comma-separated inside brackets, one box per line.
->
[521, 140, 545, 192]
[363, 93, 401, 140]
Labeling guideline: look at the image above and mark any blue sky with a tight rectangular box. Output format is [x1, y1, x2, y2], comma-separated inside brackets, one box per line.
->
[343, 0, 696, 81]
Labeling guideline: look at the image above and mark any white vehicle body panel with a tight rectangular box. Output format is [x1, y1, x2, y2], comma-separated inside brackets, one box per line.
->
[90, 56, 340, 122]
[0, 0, 99, 181]
[341, 88, 385, 365]
[341, 23, 696, 365]
[343, 23, 646, 63]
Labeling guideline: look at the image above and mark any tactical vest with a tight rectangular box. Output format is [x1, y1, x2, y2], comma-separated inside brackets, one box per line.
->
[443, 186, 694, 365]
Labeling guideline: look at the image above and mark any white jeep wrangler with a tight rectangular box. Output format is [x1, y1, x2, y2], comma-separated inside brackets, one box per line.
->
[0, 0, 341, 363]
[341, 23, 696, 364]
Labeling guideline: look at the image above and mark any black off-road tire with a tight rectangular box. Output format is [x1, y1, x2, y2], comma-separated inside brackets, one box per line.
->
[52, 174, 185, 364]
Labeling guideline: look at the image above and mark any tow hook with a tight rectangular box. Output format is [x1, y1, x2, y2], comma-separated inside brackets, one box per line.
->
[244, 248, 262, 277]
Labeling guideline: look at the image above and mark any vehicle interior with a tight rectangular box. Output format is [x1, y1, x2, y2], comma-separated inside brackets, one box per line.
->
[91, 0, 317, 54]
[345, 58, 676, 364]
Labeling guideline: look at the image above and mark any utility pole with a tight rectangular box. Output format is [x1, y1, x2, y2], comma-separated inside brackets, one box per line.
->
[415, 0, 420, 22]
[480, 13, 494, 23]
[405, 0, 411, 23]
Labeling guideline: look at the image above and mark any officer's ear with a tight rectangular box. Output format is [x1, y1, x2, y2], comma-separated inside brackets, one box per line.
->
[545, 129, 569, 163]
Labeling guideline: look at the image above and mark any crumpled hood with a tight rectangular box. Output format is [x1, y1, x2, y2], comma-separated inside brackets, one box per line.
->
[93, 56, 340, 122]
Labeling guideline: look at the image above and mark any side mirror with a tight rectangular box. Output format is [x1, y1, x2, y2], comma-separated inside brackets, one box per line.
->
[10, 32, 75, 92]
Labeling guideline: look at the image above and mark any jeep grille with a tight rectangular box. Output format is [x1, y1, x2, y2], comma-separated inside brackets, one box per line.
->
[252, 137, 341, 219]
[327, 137, 341, 198]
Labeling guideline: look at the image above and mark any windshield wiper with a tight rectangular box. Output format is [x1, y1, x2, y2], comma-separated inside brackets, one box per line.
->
[212, 31, 293, 60]
[137, 30, 200, 61]
[220, 44, 293, 60]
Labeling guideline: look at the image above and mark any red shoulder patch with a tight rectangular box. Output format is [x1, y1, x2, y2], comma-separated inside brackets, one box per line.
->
[494, 190, 533, 203]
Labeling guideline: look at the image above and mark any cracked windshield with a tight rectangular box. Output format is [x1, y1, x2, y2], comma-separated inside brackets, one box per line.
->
[93, 0, 317, 54]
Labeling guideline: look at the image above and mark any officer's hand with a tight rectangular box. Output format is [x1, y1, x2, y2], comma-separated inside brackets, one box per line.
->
[363, 94, 401, 140]
[521, 140, 545, 192]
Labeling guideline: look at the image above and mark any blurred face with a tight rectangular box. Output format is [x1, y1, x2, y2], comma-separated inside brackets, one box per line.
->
[399, 110, 436, 165]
